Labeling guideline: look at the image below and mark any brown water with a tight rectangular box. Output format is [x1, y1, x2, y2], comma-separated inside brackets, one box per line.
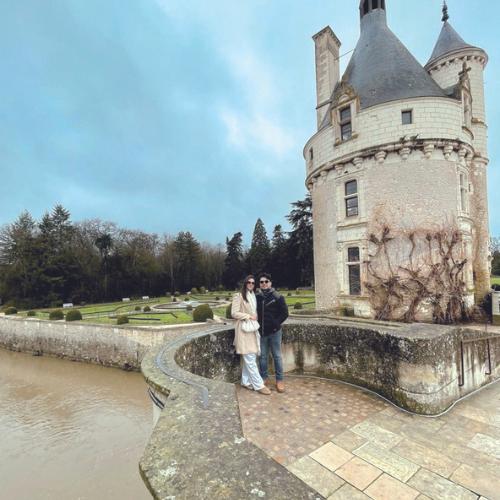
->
[0, 349, 152, 499]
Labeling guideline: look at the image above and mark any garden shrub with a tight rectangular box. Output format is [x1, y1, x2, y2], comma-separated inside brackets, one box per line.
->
[287, 292, 292, 296]
[172, 297, 177, 302]
[49, 309, 64, 320]
[184, 297, 190, 301]
[174, 291, 180, 297]
[199, 286, 206, 294]
[4, 306, 17, 315]
[191, 287, 199, 294]
[215, 296, 220, 301]
[116, 315, 129, 325]
[225, 296, 230, 301]
[27, 310, 36, 317]
[293, 302, 303, 310]
[186, 304, 193, 311]
[135, 305, 141, 311]
[143, 305, 151, 312]
[193, 304, 213, 322]
[65, 309, 82, 322]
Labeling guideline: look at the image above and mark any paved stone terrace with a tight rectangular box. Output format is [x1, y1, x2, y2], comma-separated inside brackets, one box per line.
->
[237, 376, 500, 499]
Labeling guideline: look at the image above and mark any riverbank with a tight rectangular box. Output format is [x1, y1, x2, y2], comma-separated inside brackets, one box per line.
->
[0, 315, 213, 370]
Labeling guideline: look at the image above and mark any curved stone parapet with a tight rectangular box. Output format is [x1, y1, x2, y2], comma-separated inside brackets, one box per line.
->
[140, 318, 500, 498]
[139, 325, 318, 500]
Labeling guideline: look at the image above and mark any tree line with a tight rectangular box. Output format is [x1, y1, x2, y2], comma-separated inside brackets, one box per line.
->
[0, 197, 312, 309]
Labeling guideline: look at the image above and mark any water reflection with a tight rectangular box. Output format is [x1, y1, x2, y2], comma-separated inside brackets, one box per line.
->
[0, 349, 152, 499]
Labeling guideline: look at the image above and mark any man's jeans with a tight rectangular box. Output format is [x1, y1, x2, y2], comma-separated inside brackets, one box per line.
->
[259, 329, 284, 382]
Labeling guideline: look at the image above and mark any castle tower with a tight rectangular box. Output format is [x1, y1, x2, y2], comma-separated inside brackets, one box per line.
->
[304, 0, 490, 320]
[425, 1, 490, 302]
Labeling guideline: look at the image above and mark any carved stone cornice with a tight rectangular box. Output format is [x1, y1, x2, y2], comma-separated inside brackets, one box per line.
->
[305, 138, 475, 186]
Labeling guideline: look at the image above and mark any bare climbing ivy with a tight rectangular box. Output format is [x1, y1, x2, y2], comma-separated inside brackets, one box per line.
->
[365, 225, 471, 324]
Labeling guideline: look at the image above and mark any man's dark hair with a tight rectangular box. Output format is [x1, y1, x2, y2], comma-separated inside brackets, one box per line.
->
[259, 272, 272, 282]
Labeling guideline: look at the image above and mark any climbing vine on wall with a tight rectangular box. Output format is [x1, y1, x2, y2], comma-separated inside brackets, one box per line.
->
[365, 225, 471, 324]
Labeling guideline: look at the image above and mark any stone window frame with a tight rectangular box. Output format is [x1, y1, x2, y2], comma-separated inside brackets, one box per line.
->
[344, 178, 359, 218]
[401, 109, 413, 125]
[346, 245, 362, 296]
[457, 167, 469, 215]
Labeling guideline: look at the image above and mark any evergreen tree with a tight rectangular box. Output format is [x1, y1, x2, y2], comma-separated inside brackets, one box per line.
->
[95, 233, 113, 299]
[287, 195, 313, 287]
[173, 231, 202, 292]
[223, 232, 244, 289]
[269, 224, 288, 287]
[248, 218, 270, 278]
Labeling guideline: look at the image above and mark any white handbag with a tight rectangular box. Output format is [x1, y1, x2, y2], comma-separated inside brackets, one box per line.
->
[241, 319, 260, 333]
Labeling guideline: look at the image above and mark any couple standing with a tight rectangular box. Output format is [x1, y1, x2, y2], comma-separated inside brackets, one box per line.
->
[231, 273, 289, 396]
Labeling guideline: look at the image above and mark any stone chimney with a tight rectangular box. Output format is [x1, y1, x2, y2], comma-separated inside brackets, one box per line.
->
[313, 26, 341, 129]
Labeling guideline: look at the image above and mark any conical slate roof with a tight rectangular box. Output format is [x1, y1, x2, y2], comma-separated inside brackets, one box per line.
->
[427, 21, 475, 65]
[341, 9, 447, 109]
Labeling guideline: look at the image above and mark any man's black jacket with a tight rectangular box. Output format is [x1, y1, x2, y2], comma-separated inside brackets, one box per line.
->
[256, 289, 289, 336]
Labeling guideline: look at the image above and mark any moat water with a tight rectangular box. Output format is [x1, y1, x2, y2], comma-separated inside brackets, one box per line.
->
[0, 349, 152, 499]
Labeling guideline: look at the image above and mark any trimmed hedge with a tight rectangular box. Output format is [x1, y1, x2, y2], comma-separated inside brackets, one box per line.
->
[116, 315, 129, 325]
[65, 309, 82, 322]
[193, 304, 213, 322]
[27, 310, 36, 317]
[226, 304, 232, 319]
[4, 306, 17, 315]
[49, 309, 64, 320]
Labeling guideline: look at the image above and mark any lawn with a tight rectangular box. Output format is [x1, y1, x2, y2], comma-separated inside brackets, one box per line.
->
[492, 276, 500, 286]
[13, 289, 317, 326]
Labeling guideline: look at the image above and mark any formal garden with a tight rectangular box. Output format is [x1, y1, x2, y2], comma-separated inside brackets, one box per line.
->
[0, 288, 316, 326]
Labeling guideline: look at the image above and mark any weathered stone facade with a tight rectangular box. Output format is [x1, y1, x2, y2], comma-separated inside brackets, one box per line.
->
[304, 2, 490, 319]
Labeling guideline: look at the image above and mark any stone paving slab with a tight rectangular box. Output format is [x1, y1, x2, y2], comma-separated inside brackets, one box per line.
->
[451, 463, 500, 500]
[351, 420, 403, 449]
[407, 468, 478, 500]
[353, 442, 420, 482]
[391, 438, 459, 478]
[236, 376, 500, 500]
[467, 433, 500, 460]
[310, 442, 353, 472]
[335, 456, 382, 490]
[364, 473, 420, 500]
[287, 456, 345, 498]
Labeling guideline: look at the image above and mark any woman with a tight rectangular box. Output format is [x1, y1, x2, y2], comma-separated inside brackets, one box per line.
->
[231, 275, 271, 395]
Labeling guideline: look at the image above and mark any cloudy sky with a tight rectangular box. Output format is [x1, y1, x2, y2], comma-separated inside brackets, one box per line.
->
[0, 0, 498, 244]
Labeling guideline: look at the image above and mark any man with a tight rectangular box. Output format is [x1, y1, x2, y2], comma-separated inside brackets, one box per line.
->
[256, 273, 289, 393]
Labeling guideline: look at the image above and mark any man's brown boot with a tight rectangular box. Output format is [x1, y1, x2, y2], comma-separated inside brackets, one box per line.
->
[276, 381, 285, 393]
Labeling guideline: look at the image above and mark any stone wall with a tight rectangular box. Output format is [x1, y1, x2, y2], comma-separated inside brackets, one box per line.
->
[0, 315, 208, 370]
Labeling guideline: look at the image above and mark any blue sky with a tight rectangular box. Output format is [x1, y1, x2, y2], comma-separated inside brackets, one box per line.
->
[0, 0, 498, 244]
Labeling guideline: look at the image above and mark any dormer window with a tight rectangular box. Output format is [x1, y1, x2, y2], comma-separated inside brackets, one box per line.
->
[339, 106, 352, 141]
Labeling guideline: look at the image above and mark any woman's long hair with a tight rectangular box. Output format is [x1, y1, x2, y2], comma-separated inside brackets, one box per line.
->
[240, 275, 255, 303]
